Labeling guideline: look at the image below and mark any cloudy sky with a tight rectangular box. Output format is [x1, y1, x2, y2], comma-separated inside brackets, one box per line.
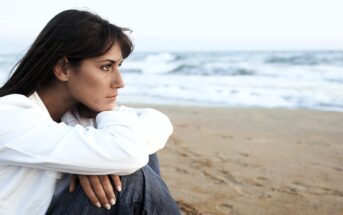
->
[0, 0, 342, 53]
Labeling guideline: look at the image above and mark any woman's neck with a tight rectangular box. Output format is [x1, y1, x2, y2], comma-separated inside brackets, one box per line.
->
[37, 83, 76, 122]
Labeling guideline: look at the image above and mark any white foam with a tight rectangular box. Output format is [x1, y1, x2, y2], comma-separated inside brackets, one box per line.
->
[124, 52, 179, 74]
[119, 69, 343, 111]
[1, 51, 343, 111]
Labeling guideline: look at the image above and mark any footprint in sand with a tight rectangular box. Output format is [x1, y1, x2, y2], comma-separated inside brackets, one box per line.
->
[239, 153, 250, 157]
[174, 166, 189, 174]
[279, 185, 300, 196]
[202, 170, 247, 196]
[202, 170, 232, 185]
[291, 181, 310, 191]
[178, 151, 190, 158]
[258, 193, 273, 199]
[171, 136, 182, 145]
[290, 180, 343, 197]
[281, 182, 316, 196]
[219, 170, 240, 185]
[221, 135, 234, 140]
[216, 203, 234, 214]
[333, 167, 343, 172]
[177, 200, 202, 215]
[311, 187, 343, 197]
[184, 149, 202, 158]
[176, 148, 202, 159]
[176, 124, 190, 128]
[310, 162, 343, 172]
[230, 160, 249, 168]
[271, 185, 299, 196]
[246, 137, 253, 141]
[256, 176, 269, 182]
[331, 190, 343, 197]
[192, 158, 213, 168]
[243, 176, 270, 188]
[202, 171, 226, 184]
[175, 148, 199, 159]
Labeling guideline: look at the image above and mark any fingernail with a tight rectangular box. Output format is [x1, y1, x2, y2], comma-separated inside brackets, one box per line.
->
[104, 203, 111, 210]
[95, 202, 101, 208]
[117, 185, 122, 192]
[110, 199, 116, 205]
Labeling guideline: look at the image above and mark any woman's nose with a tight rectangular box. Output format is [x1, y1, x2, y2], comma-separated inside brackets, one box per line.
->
[111, 71, 125, 89]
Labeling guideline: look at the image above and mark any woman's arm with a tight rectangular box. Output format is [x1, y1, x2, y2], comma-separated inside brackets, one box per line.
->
[121, 106, 173, 154]
[63, 105, 173, 209]
[67, 105, 173, 155]
[0, 97, 173, 175]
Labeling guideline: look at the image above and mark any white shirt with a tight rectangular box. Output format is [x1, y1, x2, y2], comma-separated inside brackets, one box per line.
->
[0, 92, 173, 215]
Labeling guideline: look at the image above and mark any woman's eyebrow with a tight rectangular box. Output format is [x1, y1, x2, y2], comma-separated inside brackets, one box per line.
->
[98, 58, 123, 64]
[97, 59, 116, 64]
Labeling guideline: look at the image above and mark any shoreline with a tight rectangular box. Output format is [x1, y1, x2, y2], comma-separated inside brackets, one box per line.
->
[136, 105, 343, 215]
[120, 101, 343, 114]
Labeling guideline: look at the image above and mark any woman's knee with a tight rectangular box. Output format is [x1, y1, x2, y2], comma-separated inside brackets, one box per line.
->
[120, 165, 174, 204]
[138, 166, 181, 214]
[48, 165, 180, 214]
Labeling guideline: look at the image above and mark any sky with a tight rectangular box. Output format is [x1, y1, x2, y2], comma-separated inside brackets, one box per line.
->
[0, 0, 342, 53]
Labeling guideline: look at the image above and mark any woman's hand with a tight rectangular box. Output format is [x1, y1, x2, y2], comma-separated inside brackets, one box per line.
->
[69, 174, 122, 210]
[71, 105, 122, 209]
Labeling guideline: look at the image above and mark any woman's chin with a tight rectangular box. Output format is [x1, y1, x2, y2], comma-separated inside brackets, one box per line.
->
[99, 103, 116, 112]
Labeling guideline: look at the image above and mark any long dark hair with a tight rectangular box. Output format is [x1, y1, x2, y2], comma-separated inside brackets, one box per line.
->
[0, 9, 134, 97]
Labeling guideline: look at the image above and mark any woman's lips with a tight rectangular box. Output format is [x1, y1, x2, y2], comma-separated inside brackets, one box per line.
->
[106, 95, 117, 101]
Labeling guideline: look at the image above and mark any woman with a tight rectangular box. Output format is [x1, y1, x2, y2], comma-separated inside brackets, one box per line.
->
[0, 9, 180, 214]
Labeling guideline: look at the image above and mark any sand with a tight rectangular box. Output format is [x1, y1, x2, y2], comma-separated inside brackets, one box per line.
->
[145, 106, 343, 215]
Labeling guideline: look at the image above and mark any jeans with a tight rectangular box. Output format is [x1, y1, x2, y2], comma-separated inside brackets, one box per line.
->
[46, 154, 180, 215]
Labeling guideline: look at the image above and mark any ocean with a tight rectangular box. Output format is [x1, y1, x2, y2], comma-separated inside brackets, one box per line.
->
[1, 51, 343, 112]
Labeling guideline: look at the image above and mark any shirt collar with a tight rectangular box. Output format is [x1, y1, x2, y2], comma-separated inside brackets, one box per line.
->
[28, 91, 51, 118]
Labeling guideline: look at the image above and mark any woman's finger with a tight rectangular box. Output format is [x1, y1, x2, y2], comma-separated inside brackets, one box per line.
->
[78, 175, 101, 208]
[69, 174, 76, 192]
[99, 175, 116, 205]
[110, 175, 122, 192]
[89, 175, 111, 210]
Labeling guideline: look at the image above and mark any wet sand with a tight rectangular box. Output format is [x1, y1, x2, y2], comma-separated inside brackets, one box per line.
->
[146, 106, 343, 215]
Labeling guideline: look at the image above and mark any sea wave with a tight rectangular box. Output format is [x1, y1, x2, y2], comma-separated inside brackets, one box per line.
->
[168, 64, 255, 76]
[265, 51, 343, 66]
[1, 51, 343, 111]
[123, 52, 257, 76]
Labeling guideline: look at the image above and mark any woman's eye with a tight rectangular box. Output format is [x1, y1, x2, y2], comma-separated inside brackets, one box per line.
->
[101, 65, 112, 71]
[119, 62, 122, 67]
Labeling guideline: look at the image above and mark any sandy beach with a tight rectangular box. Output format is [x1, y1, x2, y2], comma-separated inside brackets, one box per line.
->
[145, 106, 343, 215]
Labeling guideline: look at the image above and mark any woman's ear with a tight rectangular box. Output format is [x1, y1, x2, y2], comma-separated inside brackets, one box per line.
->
[54, 57, 71, 81]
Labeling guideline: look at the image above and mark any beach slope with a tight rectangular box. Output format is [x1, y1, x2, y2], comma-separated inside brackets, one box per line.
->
[154, 106, 343, 215]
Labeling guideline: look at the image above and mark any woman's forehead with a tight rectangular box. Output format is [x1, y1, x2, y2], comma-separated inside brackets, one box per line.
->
[94, 43, 123, 62]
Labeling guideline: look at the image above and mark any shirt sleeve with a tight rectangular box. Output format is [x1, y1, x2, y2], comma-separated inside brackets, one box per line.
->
[63, 106, 173, 155]
[0, 105, 150, 175]
[112, 106, 173, 155]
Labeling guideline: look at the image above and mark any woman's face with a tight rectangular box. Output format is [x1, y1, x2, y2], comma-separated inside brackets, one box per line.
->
[66, 43, 125, 112]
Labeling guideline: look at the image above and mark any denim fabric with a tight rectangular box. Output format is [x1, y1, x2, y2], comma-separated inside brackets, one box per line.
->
[46, 154, 180, 215]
